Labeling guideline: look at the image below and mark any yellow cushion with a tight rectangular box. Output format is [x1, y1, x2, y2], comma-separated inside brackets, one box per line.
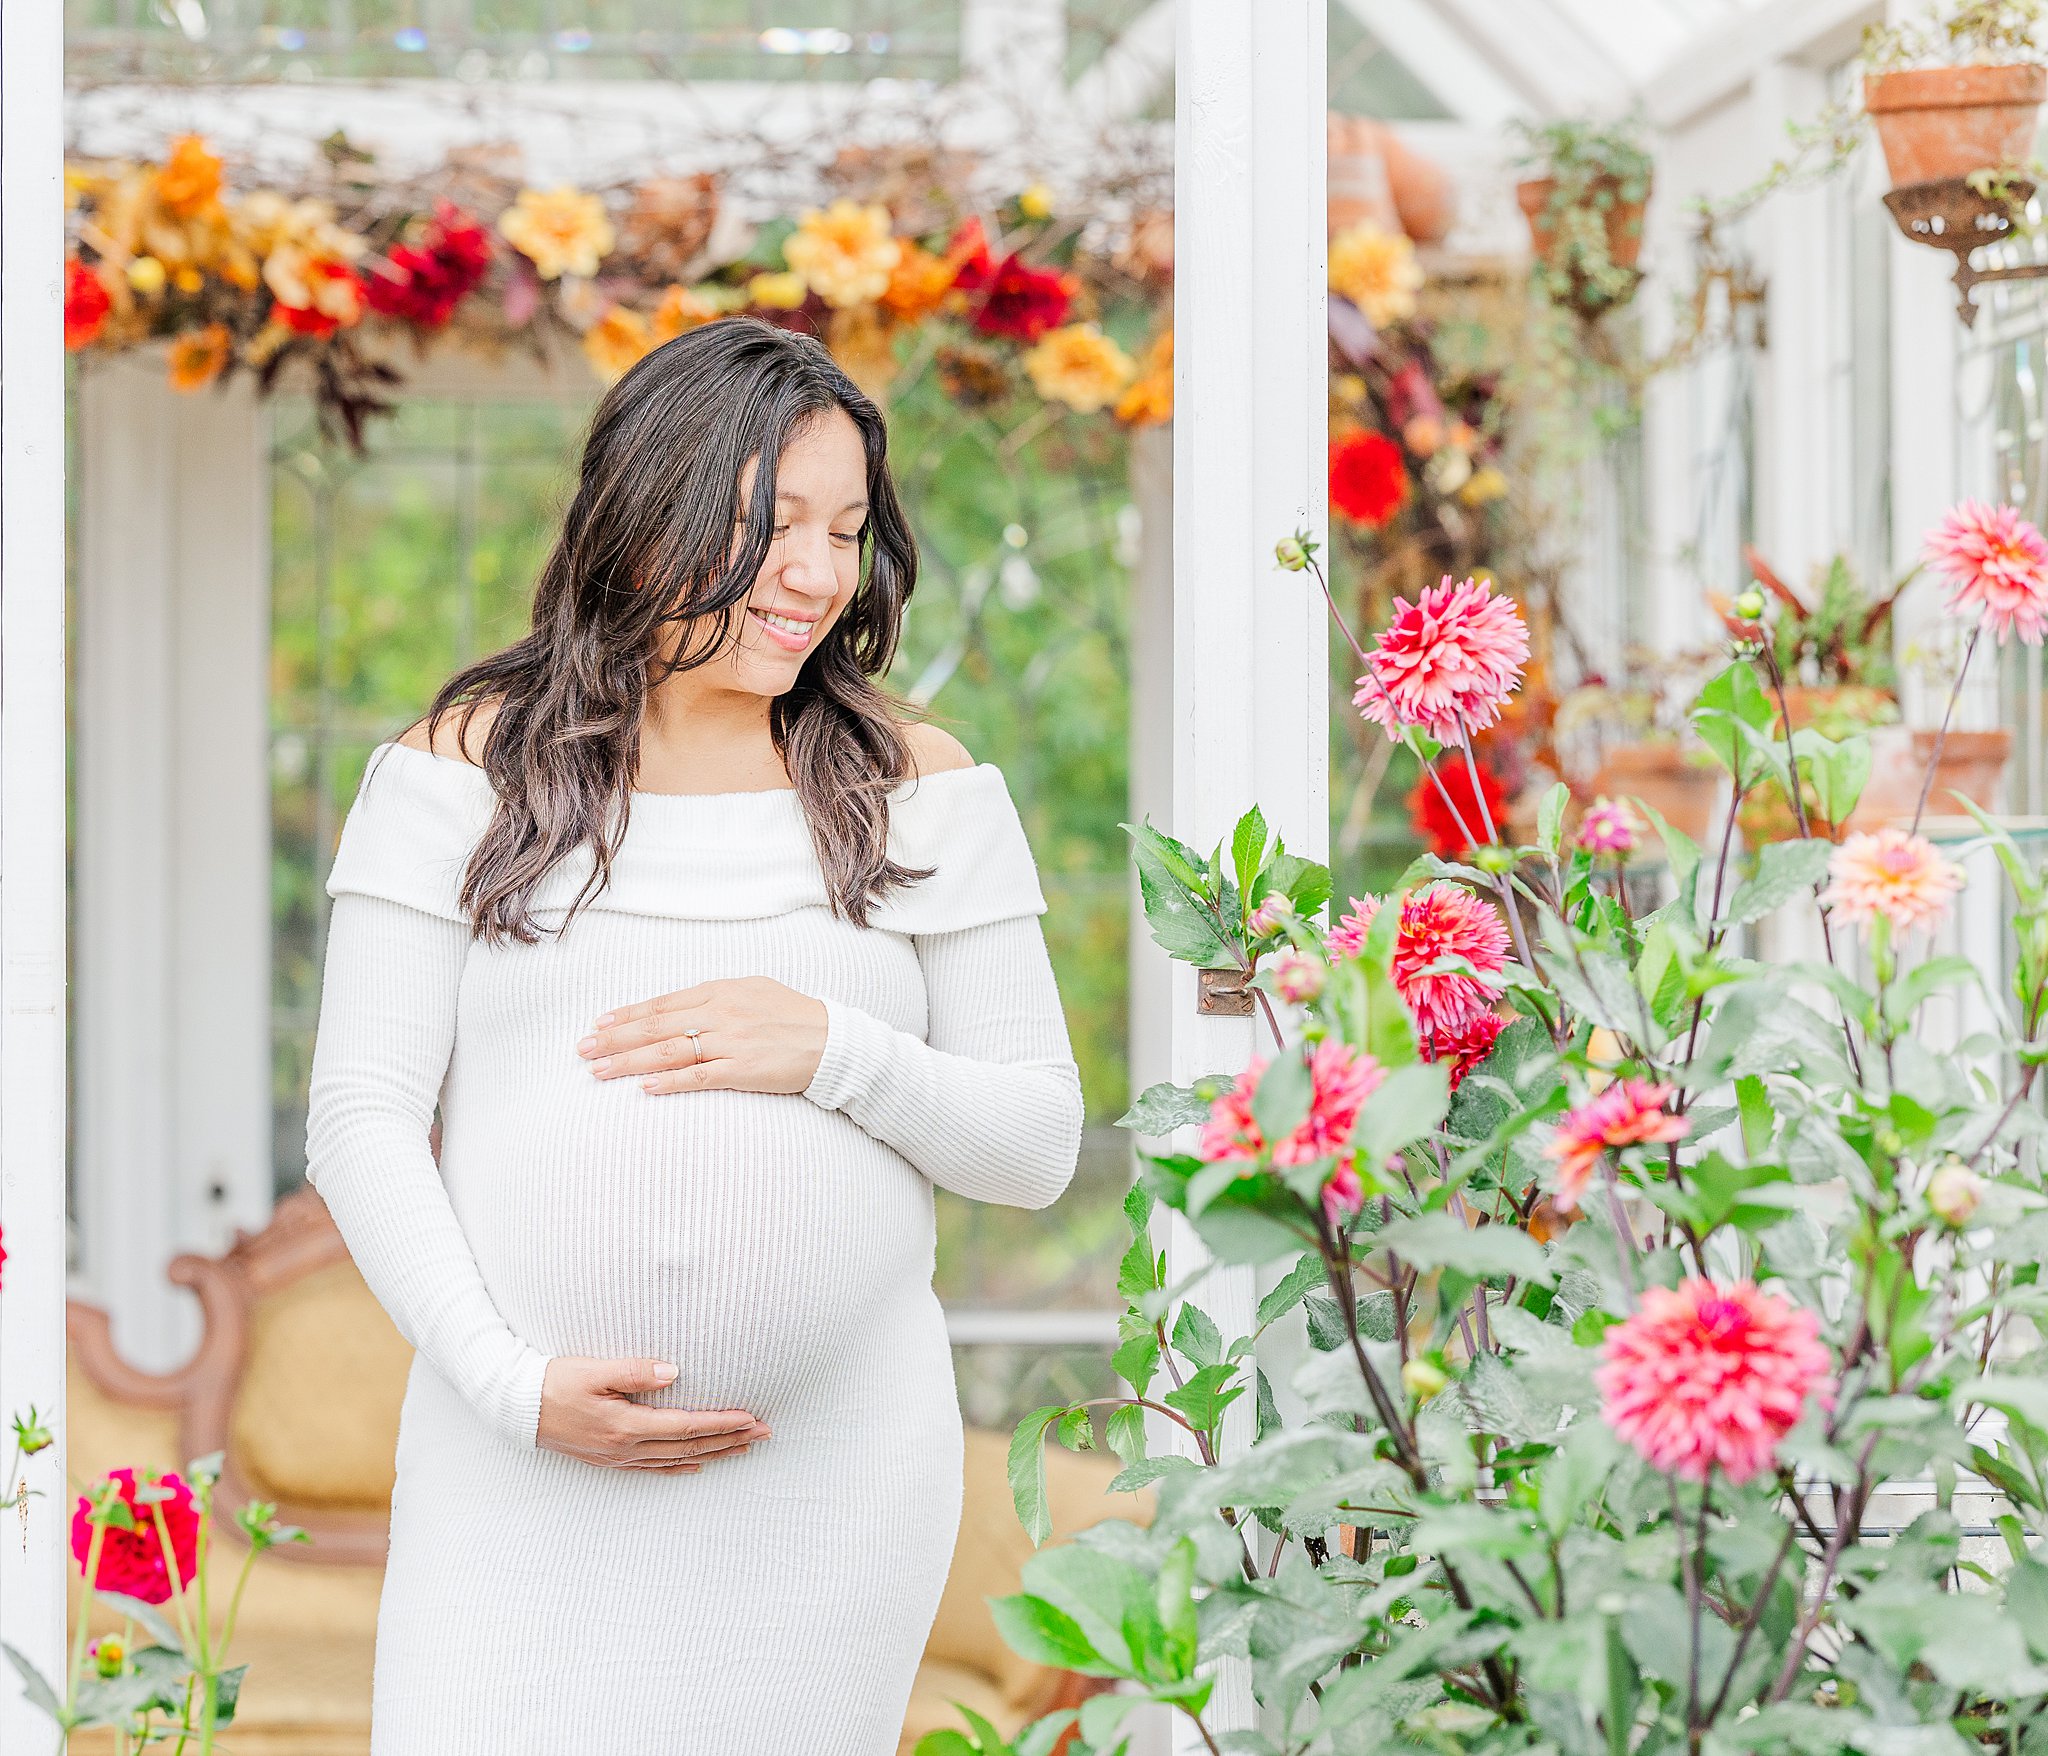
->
[924, 1426, 1152, 1710]
[231, 1263, 409, 1512]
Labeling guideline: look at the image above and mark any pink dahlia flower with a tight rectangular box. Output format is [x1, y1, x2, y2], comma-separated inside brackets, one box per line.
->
[1424, 1007, 1505, 1092]
[1271, 950, 1326, 1005]
[1321, 1162, 1365, 1228]
[1327, 884, 1510, 1039]
[1577, 796, 1640, 857]
[1353, 575, 1530, 741]
[1820, 829, 1963, 936]
[1922, 499, 2048, 646]
[1597, 1278, 1833, 1484]
[1198, 1039, 1385, 1167]
[72, 1469, 200, 1605]
[1545, 1078, 1688, 1214]
[1247, 892, 1289, 938]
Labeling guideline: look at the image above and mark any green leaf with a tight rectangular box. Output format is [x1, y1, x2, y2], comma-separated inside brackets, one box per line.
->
[988, 1594, 1111, 1674]
[1111, 1329, 1159, 1396]
[1153, 1536, 1200, 1680]
[1115, 1232, 1161, 1304]
[1721, 837, 1832, 927]
[1008, 1407, 1063, 1546]
[1264, 850, 1333, 923]
[1254, 1254, 1325, 1332]
[1796, 726, 1872, 827]
[1171, 1303, 1223, 1369]
[1116, 1079, 1225, 1137]
[1054, 1406, 1095, 1452]
[1735, 1074, 1774, 1158]
[1125, 821, 1234, 965]
[1162, 1362, 1245, 1433]
[1105, 1402, 1147, 1468]
[1251, 1049, 1313, 1153]
[98, 1592, 187, 1658]
[1635, 797, 1700, 901]
[912, 1731, 983, 1756]
[213, 1662, 248, 1728]
[1231, 806, 1269, 914]
[1379, 1211, 1554, 1282]
[1886, 954, 1980, 1027]
[1691, 660, 1776, 779]
[1537, 781, 1569, 858]
[2, 1642, 65, 1720]
[1355, 1060, 1450, 1161]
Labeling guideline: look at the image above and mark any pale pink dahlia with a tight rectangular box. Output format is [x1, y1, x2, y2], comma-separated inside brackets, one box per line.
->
[1819, 829, 1963, 935]
[1597, 1278, 1833, 1484]
[1545, 1079, 1688, 1214]
[1353, 575, 1530, 741]
[1326, 884, 1511, 1039]
[1197, 1039, 1385, 1167]
[1247, 892, 1289, 938]
[1922, 499, 2048, 646]
[1577, 796, 1640, 857]
[1271, 949, 1326, 1005]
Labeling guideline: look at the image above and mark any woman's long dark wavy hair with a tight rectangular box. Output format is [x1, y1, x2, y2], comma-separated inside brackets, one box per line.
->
[409, 317, 933, 945]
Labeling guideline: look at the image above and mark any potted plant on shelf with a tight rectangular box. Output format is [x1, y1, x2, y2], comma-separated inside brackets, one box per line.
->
[1710, 547, 1908, 841]
[1864, 0, 2048, 191]
[1553, 653, 1722, 844]
[1511, 116, 1655, 319]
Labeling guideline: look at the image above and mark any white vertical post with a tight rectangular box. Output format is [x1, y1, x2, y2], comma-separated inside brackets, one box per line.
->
[0, 0, 72, 1733]
[1173, 0, 1328, 1739]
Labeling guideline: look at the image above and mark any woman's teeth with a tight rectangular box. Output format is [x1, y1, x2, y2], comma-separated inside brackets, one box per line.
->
[756, 611, 814, 635]
[748, 607, 817, 650]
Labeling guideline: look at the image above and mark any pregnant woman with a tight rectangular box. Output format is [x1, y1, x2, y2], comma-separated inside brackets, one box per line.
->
[303, 318, 1084, 1752]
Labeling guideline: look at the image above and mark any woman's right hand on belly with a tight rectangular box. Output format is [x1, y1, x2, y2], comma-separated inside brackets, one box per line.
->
[537, 1357, 769, 1471]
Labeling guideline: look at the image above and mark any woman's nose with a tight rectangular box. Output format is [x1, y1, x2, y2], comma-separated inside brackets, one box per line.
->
[778, 528, 836, 592]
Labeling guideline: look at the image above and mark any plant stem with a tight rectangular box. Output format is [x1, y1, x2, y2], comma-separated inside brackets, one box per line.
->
[1912, 623, 1983, 836]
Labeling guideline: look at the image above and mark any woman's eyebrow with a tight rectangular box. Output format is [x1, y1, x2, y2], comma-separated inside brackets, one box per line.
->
[773, 492, 870, 516]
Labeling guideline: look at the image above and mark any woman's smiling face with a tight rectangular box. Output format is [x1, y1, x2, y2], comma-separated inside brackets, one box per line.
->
[695, 405, 870, 698]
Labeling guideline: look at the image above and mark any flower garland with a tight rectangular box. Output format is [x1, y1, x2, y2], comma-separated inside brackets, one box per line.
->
[62, 134, 1174, 448]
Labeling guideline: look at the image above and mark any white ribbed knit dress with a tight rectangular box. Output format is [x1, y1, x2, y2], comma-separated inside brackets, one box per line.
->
[302, 739, 1083, 1754]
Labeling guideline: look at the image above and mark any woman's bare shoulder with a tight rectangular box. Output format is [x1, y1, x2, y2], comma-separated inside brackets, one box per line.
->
[901, 721, 976, 778]
[396, 699, 499, 767]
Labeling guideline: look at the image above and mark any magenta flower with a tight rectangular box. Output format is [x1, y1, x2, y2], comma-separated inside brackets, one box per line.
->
[1353, 575, 1529, 741]
[1424, 1007, 1505, 1092]
[1597, 1278, 1833, 1484]
[1327, 884, 1510, 1039]
[1577, 796, 1640, 857]
[1820, 829, 1963, 936]
[1198, 1040, 1385, 1167]
[1545, 1078, 1689, 1214]
[1321, 1162, 1365, 1228]
[1922, 499, 2048, 646]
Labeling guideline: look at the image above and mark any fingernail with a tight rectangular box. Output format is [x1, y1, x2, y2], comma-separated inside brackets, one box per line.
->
[654, 1363, 678, 1384]
[590, 1057, 612, 1075]
[594, 1011, 615, 1027]
[576, 1036, 597, 1055]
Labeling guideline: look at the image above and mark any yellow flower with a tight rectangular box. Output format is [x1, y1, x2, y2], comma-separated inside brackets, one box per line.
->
[167, 322, 231, 392]
[881, 245, 958, 322]
[747, 270, 808, 310]
[1459, 465, 1509, 506]
[1115, 327, 1173, 426]
[1018, 182, 1055, 220]
[782, 199, 901, 309]
[1023, 323, 1135, 414]
[582, 306, 653, 384]
[156, 135, 223, 220]
[500, 185, 616, 281]
[1329, 221, 1423, 328]
[172, 265, 205, 295]
[125, 255, 167, 295]
[650, 283, 722, 342]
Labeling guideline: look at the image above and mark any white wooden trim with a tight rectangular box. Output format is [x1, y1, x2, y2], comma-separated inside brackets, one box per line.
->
[1645, 0, 1882, 129]
[0, 0, 73, 1729]
[1334, 0, 1532, 126]
[75, 355, 273, 1370]
[1172, 0, 1327, 1737]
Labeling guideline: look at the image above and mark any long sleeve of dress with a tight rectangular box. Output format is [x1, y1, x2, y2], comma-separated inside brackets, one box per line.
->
[303, 891, 553, 1449]
[801, 911, 1085, 1209]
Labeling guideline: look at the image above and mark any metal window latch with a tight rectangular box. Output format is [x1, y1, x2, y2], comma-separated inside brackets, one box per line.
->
[1196, 966, 1255, 1017]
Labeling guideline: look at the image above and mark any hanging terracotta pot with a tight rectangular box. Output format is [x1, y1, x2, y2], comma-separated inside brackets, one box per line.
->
[1864, 64, 2047, 188]
[1589, 742, 1719, 845]
[1515, 174, 1651, 274]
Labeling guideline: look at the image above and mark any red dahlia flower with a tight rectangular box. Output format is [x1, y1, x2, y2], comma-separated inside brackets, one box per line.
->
[1329, 431, 1408, 528]
[65, 257, 111, 350]
[365, 200, 494, 329]
[72, 1469, 200, 1605]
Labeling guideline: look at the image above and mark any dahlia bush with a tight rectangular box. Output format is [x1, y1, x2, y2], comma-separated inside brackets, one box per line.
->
[925, 511, 2048, 1756]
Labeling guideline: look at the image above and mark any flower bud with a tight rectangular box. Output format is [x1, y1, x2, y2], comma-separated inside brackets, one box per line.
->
[1402, 1357, 1448, 1403]
[1733, 588, 1767, 623]
[1320, 1163, 1364, 1228]
[12, 1413, 51, 1456]
[125, 255, 167, 296]
[1473, 844, 1517, 876]
[1271, 950, 1325, 1005]
[1247, 892, 1289, 938]
[1018, 182, 1055, 220]
[91, 1634, 126, 1678]
[1927, 1158, 1985, 1228]
[1274, 536, 1308, 572]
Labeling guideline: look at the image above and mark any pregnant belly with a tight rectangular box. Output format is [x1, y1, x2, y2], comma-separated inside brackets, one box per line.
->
[438, 1085, 937, 1415]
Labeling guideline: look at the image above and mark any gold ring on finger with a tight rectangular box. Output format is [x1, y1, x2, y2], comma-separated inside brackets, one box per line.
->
[684, 1027, 705, 1065]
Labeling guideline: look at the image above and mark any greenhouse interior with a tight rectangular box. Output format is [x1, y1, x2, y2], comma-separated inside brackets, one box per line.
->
[9, 1, 2048, 1752]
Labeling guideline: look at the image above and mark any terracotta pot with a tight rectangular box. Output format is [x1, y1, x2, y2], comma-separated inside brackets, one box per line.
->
[1590, 742, 1719, 845]
[1864, 64, 2047, 188]
[1383, 132, 1455, 243]
[1515, 174, 1650, 274]
[1855, 726, 2013, 824]
[1737, 685, 1900, 843]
